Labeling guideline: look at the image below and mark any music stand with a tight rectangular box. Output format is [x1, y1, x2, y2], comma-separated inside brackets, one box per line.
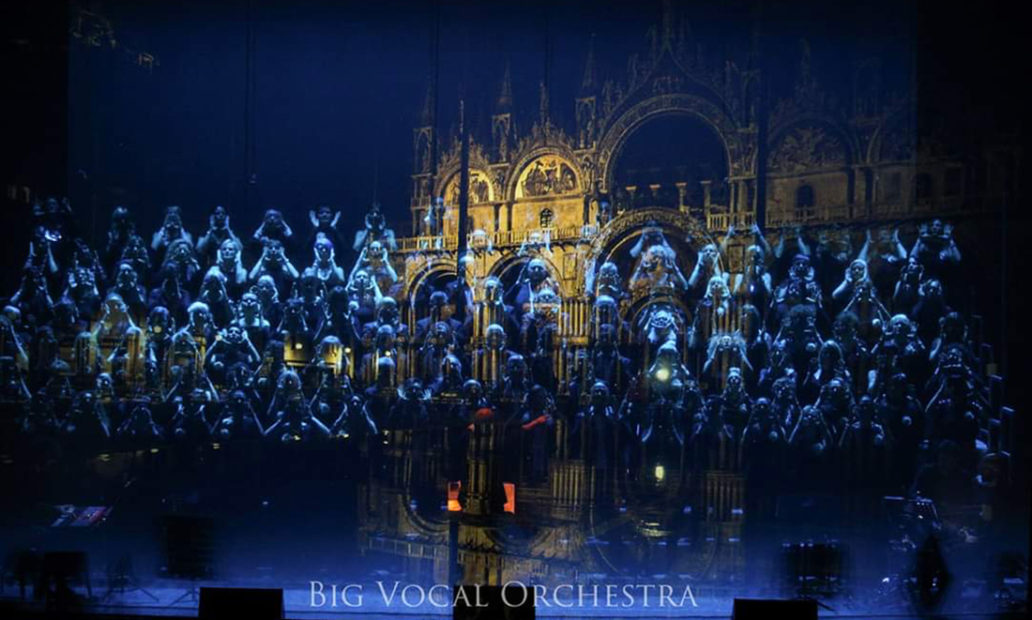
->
[104, 553, 158, 603]
[161, 515, 215, 607]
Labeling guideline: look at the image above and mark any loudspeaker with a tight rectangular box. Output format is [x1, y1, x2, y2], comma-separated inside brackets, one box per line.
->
[453, 584, 535, 620]
[733, 598, 817, 620]
[199, 587, 283, 619]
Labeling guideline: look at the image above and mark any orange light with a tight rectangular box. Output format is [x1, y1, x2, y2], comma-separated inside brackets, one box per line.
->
[503, 483, 516, 514]
[447, 481, 462, 512]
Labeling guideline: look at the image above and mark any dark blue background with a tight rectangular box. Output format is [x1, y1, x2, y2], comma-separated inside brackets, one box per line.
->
[64, 0, 916, 240]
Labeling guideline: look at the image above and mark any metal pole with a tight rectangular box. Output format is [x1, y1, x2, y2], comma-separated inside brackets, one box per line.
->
[457, 99, 470, 278]
[448, 514, 460, 585]
[244, 0, 256, 214]
[427, 0, 441, 200]
[754, 3, 768, 229]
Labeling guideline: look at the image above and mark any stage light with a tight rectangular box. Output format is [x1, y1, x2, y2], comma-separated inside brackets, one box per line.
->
[654, 464, 666, 482]
[654, 367, 671, 382]
[503, 483, 516, 514]
[447, 481, 462, 512]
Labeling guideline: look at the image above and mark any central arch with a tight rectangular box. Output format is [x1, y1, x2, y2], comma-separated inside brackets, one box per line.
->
[609, 113, 730, 210]
[489, 252, 565, 301]
[597, 94, 742, 194]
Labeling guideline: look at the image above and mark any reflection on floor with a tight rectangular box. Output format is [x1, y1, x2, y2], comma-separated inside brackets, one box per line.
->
[0, 432, 1027, 618]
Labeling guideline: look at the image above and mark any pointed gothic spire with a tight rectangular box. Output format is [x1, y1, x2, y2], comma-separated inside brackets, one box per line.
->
[420, 76, 435, 126]
[677, 11, 689, 50]
[538, 80, 550, 126]
[660, 0, 674, 52]
[746, 2, 761, 71]
[794, 38, 817, 101]
[496, 60, 513, 113]
[579, 34, 597, 97]
[493, 63, 515, 160]
[799, 39, 812, 82]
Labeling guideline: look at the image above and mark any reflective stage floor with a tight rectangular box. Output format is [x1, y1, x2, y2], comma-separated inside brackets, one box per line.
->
[1, 437, 1026, 619]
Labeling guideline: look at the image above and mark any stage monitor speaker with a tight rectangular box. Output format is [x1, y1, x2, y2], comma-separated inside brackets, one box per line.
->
[199, 587, 283, 619]
[733, 598, 817, 620]
[453, 584, 534, 620]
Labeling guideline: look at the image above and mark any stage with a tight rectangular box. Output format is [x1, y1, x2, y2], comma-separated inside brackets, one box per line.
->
[0, 1, 1027, 619]
[0, 440, 1026, 619]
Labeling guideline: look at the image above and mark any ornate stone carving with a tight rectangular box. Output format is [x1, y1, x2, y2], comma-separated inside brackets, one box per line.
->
[768, 125, 847, 173]
[517, 156, 579, 198]
[442, 169, 494, 206]
[506, 145, 584, 200]
[877, 116, 917, 163]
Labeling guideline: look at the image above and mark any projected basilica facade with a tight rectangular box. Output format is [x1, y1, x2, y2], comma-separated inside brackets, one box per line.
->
[350, 10, 1016, 590]
[384, 9, 1003, 387]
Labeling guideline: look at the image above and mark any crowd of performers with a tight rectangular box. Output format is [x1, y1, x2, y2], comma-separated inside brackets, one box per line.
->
[0, 197, 1008, 517]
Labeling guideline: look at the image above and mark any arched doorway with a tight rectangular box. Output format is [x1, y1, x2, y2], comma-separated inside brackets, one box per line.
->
[491, 255, 563, 306]
[610, 114, 729, 211]
[408, 266, 461, 331]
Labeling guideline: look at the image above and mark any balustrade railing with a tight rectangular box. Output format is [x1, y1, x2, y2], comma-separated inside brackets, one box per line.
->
[396, 226, 588, 254]
[705, 209, 755, 231]
[398, 195, 992, 252]
[766, 203, 849, 228]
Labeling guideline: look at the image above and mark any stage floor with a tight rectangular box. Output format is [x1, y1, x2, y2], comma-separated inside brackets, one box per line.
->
[0, 441, 1026, 620]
